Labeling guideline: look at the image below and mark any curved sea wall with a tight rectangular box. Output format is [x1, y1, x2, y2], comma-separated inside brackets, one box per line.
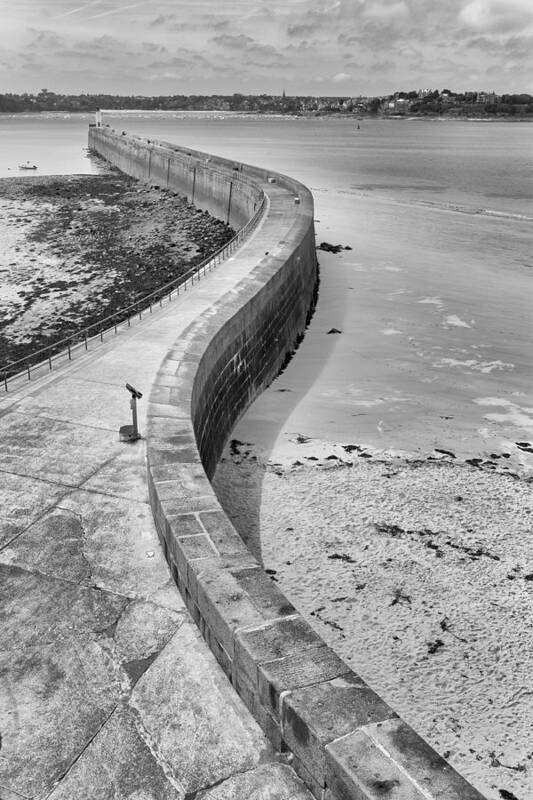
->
[89, 126, 484, 800]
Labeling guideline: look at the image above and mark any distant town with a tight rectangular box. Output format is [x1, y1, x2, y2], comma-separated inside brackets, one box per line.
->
[1, 88, 533, 117]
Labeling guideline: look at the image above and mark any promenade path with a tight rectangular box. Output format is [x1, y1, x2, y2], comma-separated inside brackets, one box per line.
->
[0, 185, 312, 799]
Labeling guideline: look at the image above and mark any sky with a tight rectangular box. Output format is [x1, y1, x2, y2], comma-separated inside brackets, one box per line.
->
[1, 0, 532, 96]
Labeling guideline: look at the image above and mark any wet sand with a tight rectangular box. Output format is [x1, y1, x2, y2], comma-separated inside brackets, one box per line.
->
[0, 171, 233, 372]
[213, 188, 533, 800]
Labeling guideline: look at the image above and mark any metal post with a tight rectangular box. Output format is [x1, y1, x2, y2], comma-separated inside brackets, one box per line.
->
[226, 181, 233, 224]
[130, 396, 139, 438]
[191, 167, 196, 205]
[120, 383, 143, 442]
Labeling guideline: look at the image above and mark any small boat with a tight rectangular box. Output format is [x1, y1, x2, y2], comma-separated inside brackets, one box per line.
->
[19, 161, 38, 170]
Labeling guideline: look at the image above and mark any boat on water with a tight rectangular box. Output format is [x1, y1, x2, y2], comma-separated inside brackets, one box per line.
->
[19, 162, 38, 170]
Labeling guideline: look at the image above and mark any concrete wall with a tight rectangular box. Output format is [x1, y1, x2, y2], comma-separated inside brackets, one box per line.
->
[90, 127, 485, 800]
[89, 125, 264, 229]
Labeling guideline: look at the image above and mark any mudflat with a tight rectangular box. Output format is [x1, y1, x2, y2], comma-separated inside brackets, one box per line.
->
[0, 172, 233, 371]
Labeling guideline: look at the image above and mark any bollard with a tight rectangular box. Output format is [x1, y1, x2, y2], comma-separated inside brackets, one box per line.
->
[119, 383, 143, 442]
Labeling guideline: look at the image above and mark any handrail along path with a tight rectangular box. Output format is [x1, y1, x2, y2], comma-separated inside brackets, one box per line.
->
[1, 187, 267, 391]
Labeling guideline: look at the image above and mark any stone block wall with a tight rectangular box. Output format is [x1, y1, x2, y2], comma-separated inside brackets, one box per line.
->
[88, 126, 264, 229]
[89, 127, 486, 800]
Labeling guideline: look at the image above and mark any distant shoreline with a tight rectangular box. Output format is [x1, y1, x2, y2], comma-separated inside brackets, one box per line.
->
[1, 109, 532, 122]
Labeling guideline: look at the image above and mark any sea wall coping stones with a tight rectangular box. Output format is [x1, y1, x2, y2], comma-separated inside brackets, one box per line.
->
[90, 127, 486, 800]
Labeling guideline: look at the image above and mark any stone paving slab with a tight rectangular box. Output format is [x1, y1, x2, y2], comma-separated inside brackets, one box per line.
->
[0, 183, 314, 798]
[0, 472, 71, 549]
[196, 763, 314, 799]
[0, 412, 119, 486]
[47, 706, 184, 800]
[0, 563, 129, 797]
[129, 621, 272, 795]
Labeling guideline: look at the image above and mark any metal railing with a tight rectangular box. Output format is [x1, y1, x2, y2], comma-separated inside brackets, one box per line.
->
[2, 193, 267, 392]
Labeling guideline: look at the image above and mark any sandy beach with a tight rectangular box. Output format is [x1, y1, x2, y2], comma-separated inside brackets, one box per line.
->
[0, 170, 233, 373]
[213, 182, 533, 800]
[214, 435, 533, 800]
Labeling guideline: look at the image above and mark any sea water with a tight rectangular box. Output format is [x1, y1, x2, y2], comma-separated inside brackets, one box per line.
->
[2, 111, 533, 798]
[93, 113, 533, 467]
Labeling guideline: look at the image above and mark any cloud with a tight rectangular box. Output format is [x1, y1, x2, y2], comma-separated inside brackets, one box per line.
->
[141, 41, 167, 53]
[149, 13, 231, 33]
[467, 33, 533, 62]
[459, 0, 533, 34]
[287, 22, 318, 37]
[4, 0, 533, 96]
[28, 29, 65, 49]
[210, 33, 282, 60]
[149, 14, 177, 27]
[370, 59, 396, 72]
[362, 0, 408, 20]
[148, 54, 206, 70]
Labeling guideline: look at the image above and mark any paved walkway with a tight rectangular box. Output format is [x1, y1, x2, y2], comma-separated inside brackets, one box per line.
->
[0, 188, 313, 799]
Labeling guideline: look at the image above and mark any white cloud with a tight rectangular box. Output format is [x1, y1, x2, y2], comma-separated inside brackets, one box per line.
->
[459, 0, 533, 33]
[2, 0, 532, 94]
[362, 0, 409, 20]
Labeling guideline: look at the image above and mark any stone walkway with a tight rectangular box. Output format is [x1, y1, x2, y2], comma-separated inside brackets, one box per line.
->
[0, 196, 313, 799]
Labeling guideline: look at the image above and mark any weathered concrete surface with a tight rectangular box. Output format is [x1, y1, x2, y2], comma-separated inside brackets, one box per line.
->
[196, 763, 313, 799]
[0, 184, 313, 799]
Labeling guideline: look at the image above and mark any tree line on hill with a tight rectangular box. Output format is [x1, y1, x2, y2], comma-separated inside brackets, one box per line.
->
[1, 88, 532, 116]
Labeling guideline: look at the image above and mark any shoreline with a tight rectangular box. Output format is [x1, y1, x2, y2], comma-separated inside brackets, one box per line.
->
[213, 435, 533, 800]
[0, 172, 234, 372]
[2, 110, 533, 122]
[212, 144, 532, 800]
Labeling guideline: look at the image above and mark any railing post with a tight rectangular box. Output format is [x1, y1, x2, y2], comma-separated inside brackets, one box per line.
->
[226, 181, 233, 224]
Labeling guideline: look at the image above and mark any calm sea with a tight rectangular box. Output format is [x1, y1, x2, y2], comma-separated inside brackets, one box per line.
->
[2, 112, 533, 797]
[1, 110, 532, 459]
[1, 110, 531, 215]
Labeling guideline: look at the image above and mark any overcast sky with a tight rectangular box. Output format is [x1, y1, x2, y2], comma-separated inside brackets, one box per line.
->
[2, 0, 532, 96]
